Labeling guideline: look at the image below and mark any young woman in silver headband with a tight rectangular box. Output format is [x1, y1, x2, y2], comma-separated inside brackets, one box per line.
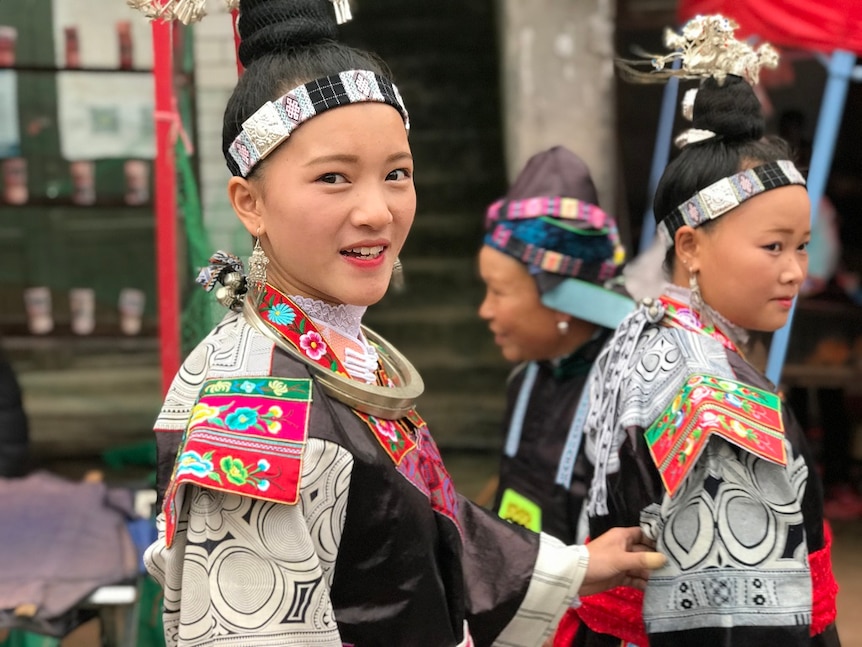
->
[134, 1, 665, 645]
[556, 15, 840, 647]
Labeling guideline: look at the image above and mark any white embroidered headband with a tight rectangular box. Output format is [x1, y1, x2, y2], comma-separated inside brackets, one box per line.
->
[657, 160, 806, 248]
[228, 69, 410, 177]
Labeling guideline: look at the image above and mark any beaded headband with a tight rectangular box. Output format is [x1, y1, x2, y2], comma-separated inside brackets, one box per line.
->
[228, 69, 410, 177]
[484, 196, 626, 282]
[657, 160, 806, 248]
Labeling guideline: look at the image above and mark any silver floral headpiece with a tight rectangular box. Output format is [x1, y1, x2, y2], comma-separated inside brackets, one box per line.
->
[617, 14, 779, 87]
[127, 0, 352, 26]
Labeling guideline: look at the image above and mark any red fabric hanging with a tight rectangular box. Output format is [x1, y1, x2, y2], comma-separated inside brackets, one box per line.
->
[678, 0, 862, 55]
[152, 15, 181, 394]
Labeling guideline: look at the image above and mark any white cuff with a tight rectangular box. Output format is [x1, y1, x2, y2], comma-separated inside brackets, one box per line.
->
[492, 533, 590, 647]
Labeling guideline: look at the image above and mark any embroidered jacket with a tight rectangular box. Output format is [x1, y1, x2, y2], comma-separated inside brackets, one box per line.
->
[565, 293, 840, 647]
[145, 290, 589, 647]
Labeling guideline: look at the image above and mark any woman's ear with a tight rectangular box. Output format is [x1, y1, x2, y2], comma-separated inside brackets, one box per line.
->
[674, 225, 700, 273]
[228, 176, 263, 237]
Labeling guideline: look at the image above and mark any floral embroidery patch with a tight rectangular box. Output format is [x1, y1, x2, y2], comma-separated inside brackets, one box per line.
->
[645, 373, 785, 497]
[396, 422, 462, 537]
[353, 410, 417, 464]
[257, 285, 349, 376]
[163, 376, 313, 546]
[659, 296, 738, 352]
[299, 330, 327, 361]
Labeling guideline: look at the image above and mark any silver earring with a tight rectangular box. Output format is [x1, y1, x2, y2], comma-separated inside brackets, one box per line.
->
[390, 256, 405, 293]
[248, 235, 269, 291]
[689, 271, 713, 327]
[556, 320, 569, 336]
[689, 271, 702, 313]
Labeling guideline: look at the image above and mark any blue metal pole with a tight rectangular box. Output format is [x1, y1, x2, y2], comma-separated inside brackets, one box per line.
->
[765, 49, 857, 385]
[638, 69, 681, 253]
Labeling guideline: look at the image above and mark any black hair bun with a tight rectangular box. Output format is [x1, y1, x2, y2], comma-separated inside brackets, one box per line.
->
[238, 0, 338, 69]
[692, 75, 765, 142]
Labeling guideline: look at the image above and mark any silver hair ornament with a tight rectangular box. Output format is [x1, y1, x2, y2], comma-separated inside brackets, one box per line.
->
[616, 14, 779, 86]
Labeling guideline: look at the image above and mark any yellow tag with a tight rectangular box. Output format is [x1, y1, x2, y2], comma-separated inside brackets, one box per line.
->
[497, 488, 542, 533]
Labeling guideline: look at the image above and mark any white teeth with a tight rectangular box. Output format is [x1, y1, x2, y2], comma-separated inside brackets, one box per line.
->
[346, 245, 384, 257]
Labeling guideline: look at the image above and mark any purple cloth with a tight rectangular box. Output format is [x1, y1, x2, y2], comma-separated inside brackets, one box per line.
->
[0, 471, 138, 636]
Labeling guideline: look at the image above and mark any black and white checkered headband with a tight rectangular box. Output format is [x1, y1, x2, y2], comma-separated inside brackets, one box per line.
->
[228, 69, 410, 177]
[657, 160, 806, 248]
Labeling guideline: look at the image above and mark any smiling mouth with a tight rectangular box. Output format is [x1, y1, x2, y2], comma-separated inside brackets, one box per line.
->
[341, 245, 385, 259]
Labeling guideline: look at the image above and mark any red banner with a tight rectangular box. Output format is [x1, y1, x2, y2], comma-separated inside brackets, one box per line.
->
[679, 0, 862, 55]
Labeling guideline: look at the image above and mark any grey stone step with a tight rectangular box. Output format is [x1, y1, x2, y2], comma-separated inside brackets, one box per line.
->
[415, 392, 506, 450]
[18, 364, 162, 459]
[4, 335, 159, 370]
[373, 259, 485, 307]
[401, 215, 485, 259]
[365, 303, 492, 352]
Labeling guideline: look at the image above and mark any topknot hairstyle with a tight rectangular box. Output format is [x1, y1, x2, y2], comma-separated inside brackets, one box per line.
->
[222, 0, 391, 176]
[236, 0, 338, 68]
[653, 75, 791, 228]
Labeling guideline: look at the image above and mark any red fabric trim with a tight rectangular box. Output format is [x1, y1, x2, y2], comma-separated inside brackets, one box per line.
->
[678, 0, 862, 56]
[810, 521, 839, 635]
[554, 521, 838, 645]
[575, 586, 647, 646]
[553, 608, 581, 647]
[231, 9, 244, 77]
[152, 17, 181, 394]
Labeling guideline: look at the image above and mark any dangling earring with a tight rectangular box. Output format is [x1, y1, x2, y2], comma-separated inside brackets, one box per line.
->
[689, 270, 713, 328]
[390, 256, 405, 293]
[689, 271, 702, 313]
[248, 232, 269, 291]
[556, 320, 570, 336]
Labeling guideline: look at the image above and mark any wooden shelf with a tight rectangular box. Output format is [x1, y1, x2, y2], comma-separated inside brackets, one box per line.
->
[0, 198, 153, 209]
[2, 64, 153, 74]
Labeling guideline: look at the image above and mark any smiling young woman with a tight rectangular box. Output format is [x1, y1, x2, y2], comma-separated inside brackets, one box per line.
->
[134, 1, 666, 646]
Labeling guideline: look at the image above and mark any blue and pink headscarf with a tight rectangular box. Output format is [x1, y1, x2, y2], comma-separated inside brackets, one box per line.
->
[483, 146, 633, 329]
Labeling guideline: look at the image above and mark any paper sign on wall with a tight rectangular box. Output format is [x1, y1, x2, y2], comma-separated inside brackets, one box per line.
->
[0, 70, 20, 158]
[57, 72, 155, 160]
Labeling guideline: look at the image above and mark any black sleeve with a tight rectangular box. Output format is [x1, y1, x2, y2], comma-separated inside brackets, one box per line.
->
[459, 496, 540, 646]
[0, 353, 29, 477]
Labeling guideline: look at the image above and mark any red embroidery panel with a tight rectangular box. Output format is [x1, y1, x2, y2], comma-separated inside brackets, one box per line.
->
[163, 377, 312, 546]
[645, 374, 786, 497]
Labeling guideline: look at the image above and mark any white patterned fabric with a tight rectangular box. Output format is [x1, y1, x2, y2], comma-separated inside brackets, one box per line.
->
[640, 441, 811, 634]
[145, 438, 351, 646]
[289, 295, 366, 340]
[491, 535, 588, 647]
[581, 287, 826, 642]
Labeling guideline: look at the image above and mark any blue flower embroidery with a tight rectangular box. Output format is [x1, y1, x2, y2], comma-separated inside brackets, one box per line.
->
[225, 407, 259, 430]
[176, 450, 214, 477]
[239, 380, 259, 394]
[267, 304, 296, 326]
[725, 393, 744, 408]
